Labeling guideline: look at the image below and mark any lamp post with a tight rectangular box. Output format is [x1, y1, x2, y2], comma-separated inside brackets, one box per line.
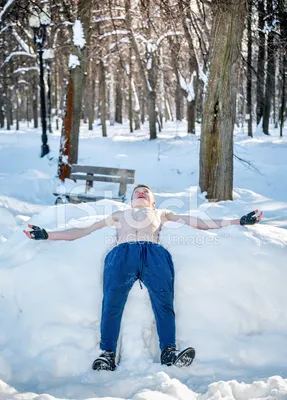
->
[43, 49, 54, 134]
[29, 7, 51, 157]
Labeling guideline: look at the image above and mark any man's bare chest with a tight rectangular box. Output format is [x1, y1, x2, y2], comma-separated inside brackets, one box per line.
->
[118, 209, 162, 231]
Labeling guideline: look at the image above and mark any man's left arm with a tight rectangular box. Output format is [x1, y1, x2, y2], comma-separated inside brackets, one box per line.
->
[164, 209, 263, 230]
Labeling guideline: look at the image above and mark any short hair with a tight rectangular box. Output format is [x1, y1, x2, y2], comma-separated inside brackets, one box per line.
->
[131, 184, 153, 200]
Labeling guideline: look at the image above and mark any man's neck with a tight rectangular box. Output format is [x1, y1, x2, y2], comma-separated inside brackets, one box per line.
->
[132, 205, 153, 210]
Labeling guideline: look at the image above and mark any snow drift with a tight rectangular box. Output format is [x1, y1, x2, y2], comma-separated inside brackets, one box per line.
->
[0, 199, 287, 399]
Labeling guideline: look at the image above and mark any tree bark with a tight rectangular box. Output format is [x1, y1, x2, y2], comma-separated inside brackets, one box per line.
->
[115, 78, 123, 124]
[128, 47, 133, 133]
[279, 0, 287, 136]
[199, 0, 246, 201]
[148, 90, 157, 139]
[256, 0, 265, 125]
[109, 62, 115, 126]
[263, 0, 275, 135]
[247, 0, 253, 137]
[99, 60, 107, 137]
[175, 83, 182, 121]
[58, 0, 92, 181]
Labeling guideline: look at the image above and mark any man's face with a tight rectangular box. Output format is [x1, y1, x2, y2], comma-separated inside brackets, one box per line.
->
[132, 187, 155, 208]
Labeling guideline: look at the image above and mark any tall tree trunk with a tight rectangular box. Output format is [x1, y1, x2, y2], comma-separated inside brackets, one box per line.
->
[128, 47, 133, 132]
[279, 53, 286, 137]
[109, 59, 115, 126]
[88, 61, 95, 130]
[178, 0, 199, 133]
[199, 0, 246, 201]
[279, 0, 287, 136]
[58, 1, 92, 180]
[187, 100, 196, 134]
[175, 83, 182, 121]
[0, 98, 4, 127]
[132, 78, 141, 130]
[141, 88, 145, 124]
[115, 78, 122, 124]
[148, 91, 157, 139]
[54, 66, 59, 131]
[99, 60, 107, 137]
[247, 0, 253, 137]
[263, 0, 275, 135]
[16, 90, 19, 131]
[256, 0, 265, 125]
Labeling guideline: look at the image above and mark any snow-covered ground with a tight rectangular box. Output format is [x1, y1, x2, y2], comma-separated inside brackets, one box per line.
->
[0, 120, 287, 400]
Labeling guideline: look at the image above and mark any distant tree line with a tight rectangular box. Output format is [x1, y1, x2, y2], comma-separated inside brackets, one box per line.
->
[0, 0, 286, 201]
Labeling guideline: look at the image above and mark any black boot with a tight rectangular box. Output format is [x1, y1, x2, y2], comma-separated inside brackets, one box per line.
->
[161, 346, 195, 367]
[92, 350, 116, 371]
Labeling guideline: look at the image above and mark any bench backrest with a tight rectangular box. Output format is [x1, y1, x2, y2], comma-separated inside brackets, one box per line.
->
[70, 164, 135, 198]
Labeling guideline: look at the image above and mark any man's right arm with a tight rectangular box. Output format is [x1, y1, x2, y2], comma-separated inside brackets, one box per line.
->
[24, 211, 121, 241]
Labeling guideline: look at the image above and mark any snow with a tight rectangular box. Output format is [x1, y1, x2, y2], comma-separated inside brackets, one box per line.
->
[147, 56, 152, 70]
[68, 54, 80, 69]
[43, 49, 54, 60]
[100, 30, 129, 39]
[11, 29, 31, 54]
[0, 0, 15, 22]
[73, 19, 86, 49]
[12, 67, 39, 75]
[28, 15, 40, 29]
[156, 31, 184, 47]
[1, 51, 36, 67]
[0, 121, 287, 400]
[39, 4, 51, 26]
[132, 80, 140, 112]
[178, 71, 195, 102]
[94, 16, 126, 23]
[198, 64, 208, 85]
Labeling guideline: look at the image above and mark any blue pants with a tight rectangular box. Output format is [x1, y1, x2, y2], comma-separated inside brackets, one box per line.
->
[100, 241, 176, 354]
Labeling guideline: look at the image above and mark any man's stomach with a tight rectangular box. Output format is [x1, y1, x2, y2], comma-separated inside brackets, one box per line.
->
[116, 232, 160, 244]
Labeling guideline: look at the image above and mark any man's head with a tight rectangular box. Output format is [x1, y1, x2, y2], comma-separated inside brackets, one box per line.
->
[131, 184, 155, 208]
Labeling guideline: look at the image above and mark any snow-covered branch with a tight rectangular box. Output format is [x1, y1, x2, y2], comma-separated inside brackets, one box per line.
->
[94, 16, 126, 23]
[12, 66, 39, 74]
[99, 30, 129, 39]
[0, 24, 10, 35]
[1, 51, 36, 68]
[109, 37, 130, 50]
[178, 71, 196, 102]
[0, 0, 16, 23]
[12, 29, 33, 54]
[156, 31, 184, 47]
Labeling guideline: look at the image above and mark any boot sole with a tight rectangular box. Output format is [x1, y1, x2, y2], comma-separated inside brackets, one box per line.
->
[92, 358, 116, 371]
[174, 347, 195, 367]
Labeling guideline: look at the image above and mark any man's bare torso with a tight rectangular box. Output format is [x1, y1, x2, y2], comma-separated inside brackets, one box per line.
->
[113, 208, 168, 244]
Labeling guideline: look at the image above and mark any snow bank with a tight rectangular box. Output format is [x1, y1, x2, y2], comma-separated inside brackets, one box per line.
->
[0, 200, 287, 398]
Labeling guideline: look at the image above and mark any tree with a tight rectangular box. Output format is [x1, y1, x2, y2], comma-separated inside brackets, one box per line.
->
[256, 0, 265, 125]
[199, 0, 247, 201]
[58, 0, 93, 181]
[278, 0, 287, 137]
[262, 0, 275, 135]
[246, 0, 253, 137]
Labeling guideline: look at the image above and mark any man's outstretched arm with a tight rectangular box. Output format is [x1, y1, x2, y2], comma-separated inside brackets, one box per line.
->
[164, 210, 263, 230]
[23, 211, 121, 241]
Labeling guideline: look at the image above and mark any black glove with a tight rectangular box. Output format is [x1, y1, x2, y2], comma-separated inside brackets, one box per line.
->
[240, 211, 258, 226]
[28, 225, 49, 240]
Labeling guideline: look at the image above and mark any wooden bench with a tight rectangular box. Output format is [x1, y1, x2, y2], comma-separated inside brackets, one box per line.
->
[54, 164, 135, 204]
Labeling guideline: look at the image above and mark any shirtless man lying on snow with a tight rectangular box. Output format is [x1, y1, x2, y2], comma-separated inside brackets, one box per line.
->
[24, 184, 263, 371]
